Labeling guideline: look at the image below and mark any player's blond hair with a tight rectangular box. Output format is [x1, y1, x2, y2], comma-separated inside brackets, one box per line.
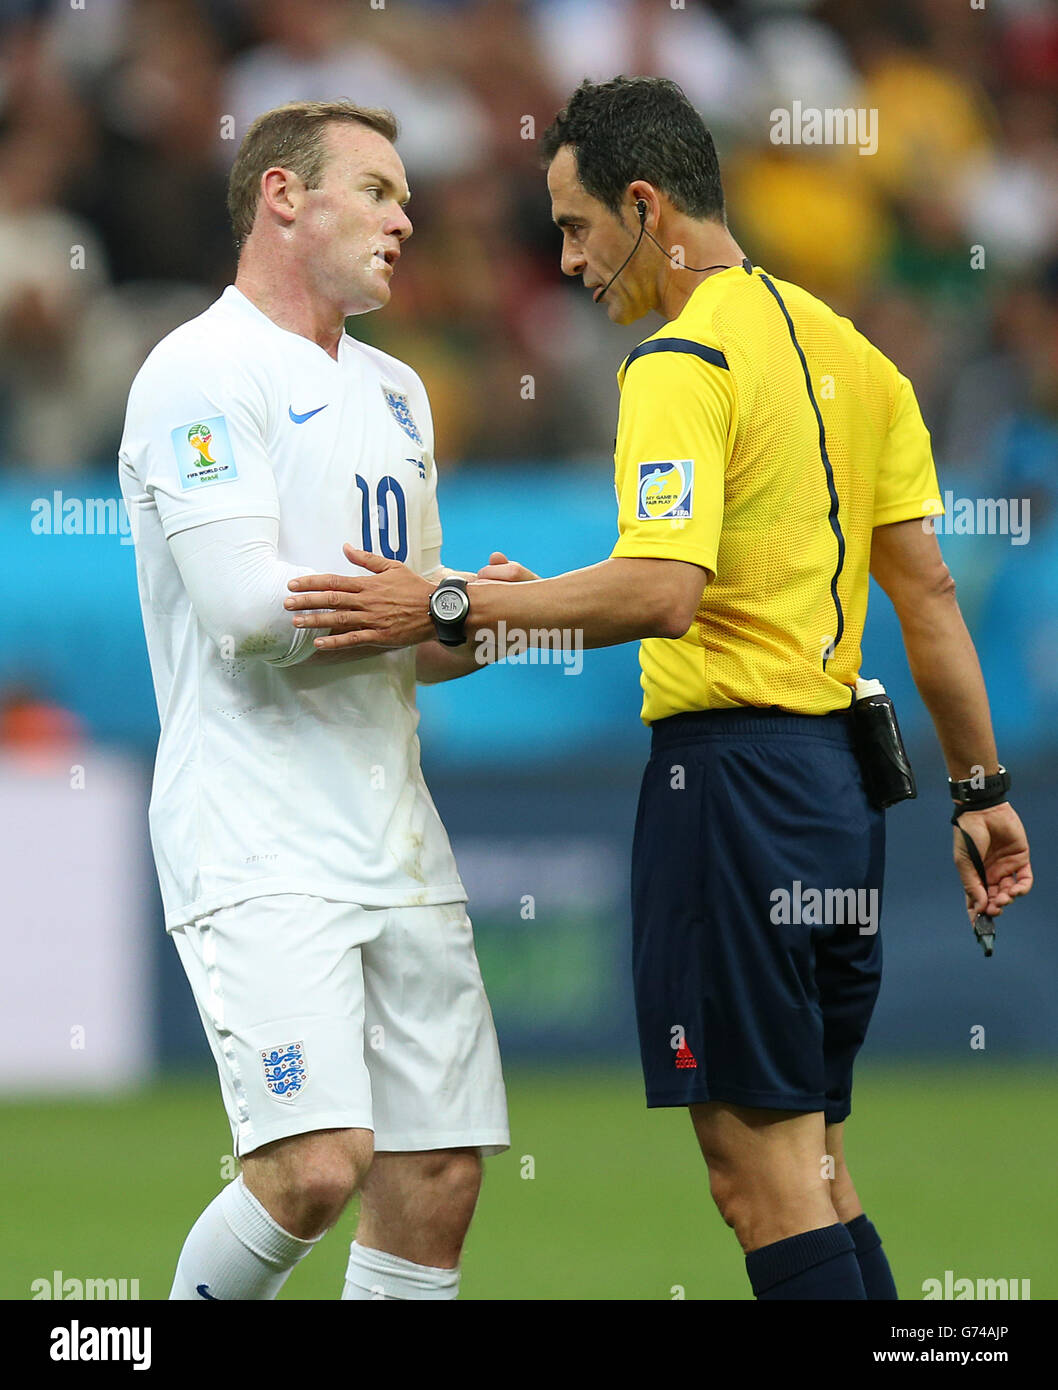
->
[227, 100, 399, 251]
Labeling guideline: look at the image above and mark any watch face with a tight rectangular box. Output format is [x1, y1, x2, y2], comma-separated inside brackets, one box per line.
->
[434, 587, 469, 622]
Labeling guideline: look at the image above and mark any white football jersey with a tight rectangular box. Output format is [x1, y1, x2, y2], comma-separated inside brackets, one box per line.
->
[119, 286, 466, 929]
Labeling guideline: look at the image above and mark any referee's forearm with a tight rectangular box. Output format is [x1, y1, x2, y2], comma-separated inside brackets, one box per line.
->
[897, 590, 1000, 782]
[466, 558, 693, 648]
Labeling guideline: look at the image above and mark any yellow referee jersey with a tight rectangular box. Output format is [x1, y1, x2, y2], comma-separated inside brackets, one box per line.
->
[611, 259, 944, 724]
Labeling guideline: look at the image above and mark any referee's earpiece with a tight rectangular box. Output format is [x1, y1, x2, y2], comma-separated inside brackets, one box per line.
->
[629, 195, 742, 278]
[597, 194, 738, 303]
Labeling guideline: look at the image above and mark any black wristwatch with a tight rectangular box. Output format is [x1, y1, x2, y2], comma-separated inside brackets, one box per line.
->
[949, 765, 1011, 812]
[428, 577, 470, 647]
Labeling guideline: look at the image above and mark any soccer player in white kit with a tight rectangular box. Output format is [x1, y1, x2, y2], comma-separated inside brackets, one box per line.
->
[118, 100, 509, 1301]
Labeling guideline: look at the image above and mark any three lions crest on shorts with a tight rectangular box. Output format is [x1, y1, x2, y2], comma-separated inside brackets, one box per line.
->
[261, 1041, 307, 1102]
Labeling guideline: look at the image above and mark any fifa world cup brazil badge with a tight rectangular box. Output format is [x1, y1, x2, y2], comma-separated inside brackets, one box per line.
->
[171, 414, 239, 491]
[261, 1041, 308, 1102]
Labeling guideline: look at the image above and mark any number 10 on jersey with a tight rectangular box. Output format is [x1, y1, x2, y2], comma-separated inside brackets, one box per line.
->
[356, 474, 408, 562]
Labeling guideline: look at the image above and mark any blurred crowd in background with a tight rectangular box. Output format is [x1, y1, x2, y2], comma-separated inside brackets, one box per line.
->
[2, 2, 1055, 1056]
[1, 0, 1056, 483]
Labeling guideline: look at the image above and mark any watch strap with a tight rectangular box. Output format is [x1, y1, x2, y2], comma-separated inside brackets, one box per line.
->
[949, 766, 1010, 810]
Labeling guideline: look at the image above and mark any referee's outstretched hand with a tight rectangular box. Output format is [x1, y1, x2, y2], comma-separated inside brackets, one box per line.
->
[475, 552, 540, 583]
[952, 803, 1033, 925]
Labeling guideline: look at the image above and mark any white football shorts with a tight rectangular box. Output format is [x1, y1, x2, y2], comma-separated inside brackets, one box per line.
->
[171, 894, 510, 1158]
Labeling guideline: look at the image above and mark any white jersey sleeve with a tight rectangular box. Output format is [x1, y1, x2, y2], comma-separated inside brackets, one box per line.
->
[404, 369, 444, 576]
[132, 348, 280, 540]
[420, 458, 443, 579]
[167, 516, 323, 667]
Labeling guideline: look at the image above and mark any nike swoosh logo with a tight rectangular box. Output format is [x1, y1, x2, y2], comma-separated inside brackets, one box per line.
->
[288, 404, 328, 425]
[196, 1283, 219, 1300]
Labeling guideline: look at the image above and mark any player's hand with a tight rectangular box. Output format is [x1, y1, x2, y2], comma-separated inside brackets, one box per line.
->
[285, 546, 435, 649]
[951, 802, 1033, 925]
[476, 551, 540, 583]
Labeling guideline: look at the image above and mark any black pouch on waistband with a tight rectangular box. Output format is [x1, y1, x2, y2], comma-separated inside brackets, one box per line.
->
[851, 682, 917, 810]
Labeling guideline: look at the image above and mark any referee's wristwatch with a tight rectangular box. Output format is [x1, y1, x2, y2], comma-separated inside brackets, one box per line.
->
[429, 576, 470, 647]
[949, 765, 1011, 812]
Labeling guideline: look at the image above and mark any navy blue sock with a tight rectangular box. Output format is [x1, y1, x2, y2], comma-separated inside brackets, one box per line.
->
[846, 1213, 898, 1300]
[745, 1222, 867, 1299]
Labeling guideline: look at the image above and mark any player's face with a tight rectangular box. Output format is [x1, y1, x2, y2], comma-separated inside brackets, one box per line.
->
[298, 123, 412, 317]
[547, 146, 652, 326]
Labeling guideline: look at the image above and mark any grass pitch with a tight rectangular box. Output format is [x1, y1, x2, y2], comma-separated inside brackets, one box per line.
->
[3, 1062, 1054, 1301]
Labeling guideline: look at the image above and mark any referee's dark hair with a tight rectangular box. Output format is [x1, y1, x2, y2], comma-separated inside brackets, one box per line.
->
[540, 76, 725, 223]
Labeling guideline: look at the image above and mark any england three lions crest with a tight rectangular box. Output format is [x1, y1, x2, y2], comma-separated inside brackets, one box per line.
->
[261, 1041, 307, 1101]
[382, 386, 423, 445]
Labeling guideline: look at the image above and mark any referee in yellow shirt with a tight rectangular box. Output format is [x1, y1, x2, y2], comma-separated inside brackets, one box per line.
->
[284, 76, 1034, 1301]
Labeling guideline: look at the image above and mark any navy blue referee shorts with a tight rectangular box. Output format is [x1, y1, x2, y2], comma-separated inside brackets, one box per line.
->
[631, 706, 885, 1125]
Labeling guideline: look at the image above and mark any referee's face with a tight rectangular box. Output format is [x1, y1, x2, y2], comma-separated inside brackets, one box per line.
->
[298, 123, 413, 316]
[547, 146, 650, 325]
